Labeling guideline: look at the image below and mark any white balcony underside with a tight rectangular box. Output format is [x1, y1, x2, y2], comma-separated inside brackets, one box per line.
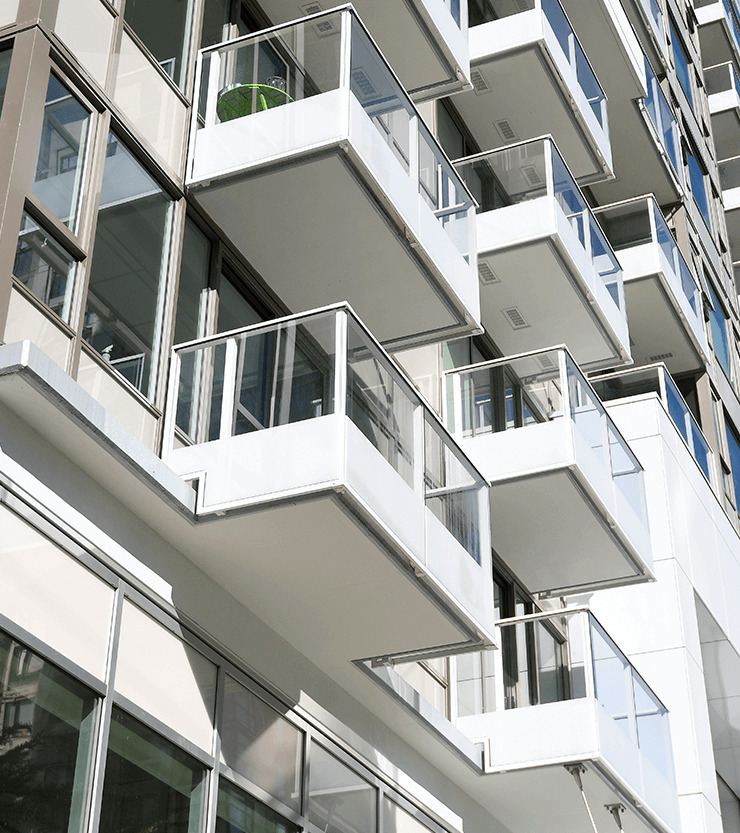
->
[189, 92, 479, 348]
[458, 15, 612, 183]
[458, 699, 677, 833]
[252, 0, 469, 99]
[710, 106, 740, 161]
[476, 200, 629, 371]
[459, 422, 652, 595]
[590, 100, 682, 206]
[698, 15, 738, 69]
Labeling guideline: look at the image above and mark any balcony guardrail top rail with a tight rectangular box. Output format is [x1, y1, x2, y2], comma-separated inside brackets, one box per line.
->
[643, 57, 684, 186]
[592, 363, 714, 485]
[193, 7, 476, 260]
[167, 305, 486, 564]
[455, 138, 625, 315]
[445, 347, 649, 547]
[705, 60, 740, 96]
[468, 0, 607, 128]
[595, 196, 705, 344]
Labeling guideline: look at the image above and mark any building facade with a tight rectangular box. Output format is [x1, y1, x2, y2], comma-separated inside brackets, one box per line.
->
[1, 0, 740, 832]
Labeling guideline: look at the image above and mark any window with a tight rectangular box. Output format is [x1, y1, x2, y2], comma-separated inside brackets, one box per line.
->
[32, 73, 91, 232]
[0, 630, 98, 833]
[687, 146, 711, 229]
[309, 745, 376, 833]
[670, 20, 694, 109]
[84, 132, 174, 397]
[725, 419, 740, 512]
[0, 48, 11, 119]
[13, 210, 77, 322]
[99, 707, 207, 833]
[216, 779, 298, 833]
[708, 283, 731, 376]
[123, 0, 196, 88]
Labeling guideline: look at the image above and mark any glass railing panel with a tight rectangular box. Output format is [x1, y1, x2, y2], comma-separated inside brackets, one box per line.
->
[441, 0, 463, 27]
[347, 318, 415, 488]
[541, 0, 606, 127]
[644, 58, 681, 177]
[608, 422, 648, 528]
[455, 140, 548, 213]
[591, 367, 662, 403]
[723, 0, 740, 56]
[597, 200, 653, 252]
[590, 216, 623, 309]
[200, 13, 344, 128]
[590, 617, 635, 741]
[641, 0, 667, 47]
[719, 155, 740, 189]
[424, 415, 484, 562]
[663, 372, 713, 481]
[469, 0, 535, 27]
[566, 355, 609, 470]
[176, 341, 227, 443]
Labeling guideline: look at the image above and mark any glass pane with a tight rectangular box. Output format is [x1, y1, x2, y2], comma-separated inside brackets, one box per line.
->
[456, 652, 483, 717]
[14, 212, 76, 322]
[84, 133, 173, 397]
[384, 798, 432, 833]
[688, 152, 711, 229]
[670, 21, 694, 109]
[175, 218, 211, 345]
[708, 284, 731, 375]
[0, 49, 11, 119]
[32, 74, 91, 232]
[123, 0, 195, 87]
[220, 676, 303, 812]
[0, 631, 97, 833]
[590, 620, 634, 740]
[216, 778, 299, 833]
[633, 674, 671, 778]
[217, 275, 264, 334]
[100, 708, 206, 833]
[309, 745, 376, 833]
[201, 0, 231, 48]
[725, 420, 740, 509]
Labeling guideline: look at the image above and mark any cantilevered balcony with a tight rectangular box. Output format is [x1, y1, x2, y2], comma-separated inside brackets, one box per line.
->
[369, 609, 679, 833]
[590, 57, 684, 206]
[188, 8, 480, 348]
[446, 348, 653, 595]
[696, 0, 740, 70]
[455, 138, 630, 371]
[250, 0, 470, 100]
[162, 305, 496, 663]
[719, 155, 740, 255]
[706, 62, 740, 162]
[595, 196, 709, 373]
[455, 0, 612, 183]
[592, 364, 715, 487]
[621, 0, 670, 69]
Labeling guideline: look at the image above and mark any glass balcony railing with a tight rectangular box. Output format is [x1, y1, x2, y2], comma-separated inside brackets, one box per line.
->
[595, 196, 705, 344]
[194, 8, 475, 260]
[705, 60, 740, 96]
[592, 364, 714, 484]
[720, 154, 740, 190]
[469, 0, 607, 128]
[640, 0, 669, 56]
[169, 306, 486, 564]
[456, 138, 625, 314]
[442, 0, 463, 28]
[446, 347, 650, 553]
[643, 57, 684, 185]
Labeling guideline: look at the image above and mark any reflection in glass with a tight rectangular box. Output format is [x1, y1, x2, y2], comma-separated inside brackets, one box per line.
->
[83, 133, 173, 396]
[123, 0, 194, 87]
[0, 630, 97, 833]
[13, 212, 76, 322]
[32, 74, 91, 232]
[220, 676, 303, 812]
[384, 798, 430, 833]
[216, 779, 298, 833]
[175, 219, 211, 345]
[99, 708, 205, 833]
[309, 744, 376, 833]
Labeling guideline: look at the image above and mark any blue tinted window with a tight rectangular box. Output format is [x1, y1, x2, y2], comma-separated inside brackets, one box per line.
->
[670, 21, 694, 108]
[688, 151, 711, 229]
[708, 284, 731, 376]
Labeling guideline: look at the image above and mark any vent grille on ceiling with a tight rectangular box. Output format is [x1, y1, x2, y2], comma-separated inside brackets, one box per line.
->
[514, 0, 531, 9]
[502, 306, 529, 329]
[470, 68, 491, 94]
[301, 2, 322, 14]
[495, 119, 516, 142]
[521, 164, 543, 187]
[351, 69, 377, 99]
[648, 352, 674, 362]
[478, 261, 500, 284]
[537, 353, 556, 370]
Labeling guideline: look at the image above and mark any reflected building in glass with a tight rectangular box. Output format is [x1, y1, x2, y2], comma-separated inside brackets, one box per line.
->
[0, 2, 740, 833]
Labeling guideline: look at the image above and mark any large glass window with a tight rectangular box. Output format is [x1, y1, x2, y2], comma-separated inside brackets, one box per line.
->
[123, 0, 195, 88]
[0, 630, 97, 833]
[0, 48, 11, 119]
[308, 745, 376, 833]
[174, 218, 211, 345]
[687, 149, 711, 229]
[99, 707, 206, 833]
[670, 20, 694, 109]
[216, 779, 298, 833]
[725, 419, 740, 511]
[83, 132, 173, 396]
[32, 74, 91, 233]
[708, 283, 731, 376]
[13, 211, 76, 322]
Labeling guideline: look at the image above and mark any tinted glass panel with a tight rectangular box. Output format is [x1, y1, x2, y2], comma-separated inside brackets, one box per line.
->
[123, 0, 194, 87]
[0, 631, 97, 833]
[84, 133, 172, 396]
[0, 49, 10, 119]
[32, 74, 91, 232]
[216, 779, 298, 833]
[708, 284, 731, 375]
[175, 219, 211, 345]
[14, 211, 76, 322]
[309, 745, 376, 833]
[99, 708, 206, 833]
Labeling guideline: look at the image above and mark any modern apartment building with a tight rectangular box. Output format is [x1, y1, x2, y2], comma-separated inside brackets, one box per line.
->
[2, 0, 740, 831]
